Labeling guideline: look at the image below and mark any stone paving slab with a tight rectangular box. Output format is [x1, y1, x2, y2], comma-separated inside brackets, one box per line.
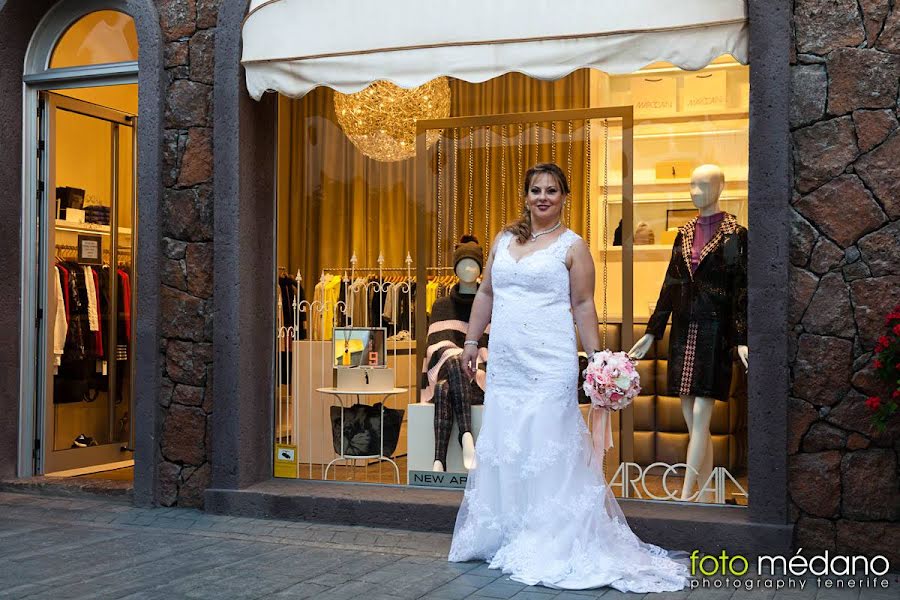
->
[0, 492, 896, 600]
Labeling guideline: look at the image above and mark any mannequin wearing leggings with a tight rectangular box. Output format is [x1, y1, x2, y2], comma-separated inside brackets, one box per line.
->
[422, 236, 488, 472]
[433, 355, 485, 469]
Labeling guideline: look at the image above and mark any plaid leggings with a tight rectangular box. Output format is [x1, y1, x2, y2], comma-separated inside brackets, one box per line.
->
[433, 354, 485, 466]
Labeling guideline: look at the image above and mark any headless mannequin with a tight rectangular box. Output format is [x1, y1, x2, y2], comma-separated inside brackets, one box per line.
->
[629, 164, 748, 502]
[433, 257, 481, 472]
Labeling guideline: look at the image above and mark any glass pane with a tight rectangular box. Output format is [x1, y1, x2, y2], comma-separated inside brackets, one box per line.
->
[594, 56, 750, 505]
[55, 83, 139, 116]
[274, 72, 598, 484]
[273, 62, 750, 503]
[49, 10, 138, 69]
[51, 107, 115, 451]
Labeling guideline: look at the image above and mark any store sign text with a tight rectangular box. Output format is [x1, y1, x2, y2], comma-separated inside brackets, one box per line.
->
[409, 470, 468, 489]
[608, 461, 748, 503]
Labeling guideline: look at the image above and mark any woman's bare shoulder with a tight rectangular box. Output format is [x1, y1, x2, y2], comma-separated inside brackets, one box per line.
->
[565, 231, 593, 266]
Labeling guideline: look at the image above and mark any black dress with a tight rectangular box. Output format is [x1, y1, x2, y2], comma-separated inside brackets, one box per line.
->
[646, 213, 747, 401]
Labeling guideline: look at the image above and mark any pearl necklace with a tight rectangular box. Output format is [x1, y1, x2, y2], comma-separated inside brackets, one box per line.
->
[529, 220, 561, 242]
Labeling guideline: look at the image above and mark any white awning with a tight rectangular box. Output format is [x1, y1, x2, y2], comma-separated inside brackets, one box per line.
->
[242, 0, 748, 100]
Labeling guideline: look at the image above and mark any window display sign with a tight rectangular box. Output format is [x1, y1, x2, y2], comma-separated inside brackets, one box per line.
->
[333, 327, 386, 368]
[656, 160, 695, 181]
[632, 76, 676, 117]
[408, 470, 468, 489]
[274, 443, 298, 478]
[682, 71, 727, 112]
[77, 234, 102, 264]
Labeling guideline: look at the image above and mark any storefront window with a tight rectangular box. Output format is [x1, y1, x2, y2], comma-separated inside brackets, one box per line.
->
[275, 56, 748, 506]
[591, 56, 749, 504]
[49, 10, 138, 69]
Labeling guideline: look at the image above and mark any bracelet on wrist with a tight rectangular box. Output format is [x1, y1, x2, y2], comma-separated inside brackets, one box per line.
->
[463, 340, 479, 347]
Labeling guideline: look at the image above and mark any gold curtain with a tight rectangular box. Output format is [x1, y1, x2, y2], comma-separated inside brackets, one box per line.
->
[277, 70, 591, 296]
[431, 72, 590, 266]
[277, 91, 414, 294]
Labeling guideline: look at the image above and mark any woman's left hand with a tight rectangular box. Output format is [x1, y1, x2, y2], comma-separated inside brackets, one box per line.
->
[461, 344, 479, 381]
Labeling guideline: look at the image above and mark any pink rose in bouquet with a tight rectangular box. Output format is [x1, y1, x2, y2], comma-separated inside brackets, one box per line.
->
[582, 350, 641, 410]
[583, 350, 642, 462]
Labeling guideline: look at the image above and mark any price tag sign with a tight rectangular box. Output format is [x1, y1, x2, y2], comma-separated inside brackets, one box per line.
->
[78, 234, 102, 264]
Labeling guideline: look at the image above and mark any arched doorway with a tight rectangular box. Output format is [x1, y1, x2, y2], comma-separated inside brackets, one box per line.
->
[22, 2, 140, 478]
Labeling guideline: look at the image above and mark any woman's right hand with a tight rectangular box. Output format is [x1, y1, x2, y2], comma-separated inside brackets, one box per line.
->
[461, 344, 479, 381]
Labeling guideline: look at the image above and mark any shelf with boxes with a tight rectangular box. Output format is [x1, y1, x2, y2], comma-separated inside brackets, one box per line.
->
[588, 56, 750, 259]
[54, 219, 132, 237]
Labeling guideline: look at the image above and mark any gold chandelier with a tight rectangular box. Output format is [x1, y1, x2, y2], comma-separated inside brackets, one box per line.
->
[334, 78, 451, 162]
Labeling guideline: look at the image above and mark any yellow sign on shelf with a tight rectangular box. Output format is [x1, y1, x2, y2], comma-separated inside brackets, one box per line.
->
[655, 160, 695, 181]
[274, 443, 298, 478]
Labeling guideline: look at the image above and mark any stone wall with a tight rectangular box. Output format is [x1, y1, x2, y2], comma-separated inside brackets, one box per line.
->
[789, 0, 900, 563]
[156, 0, 219, 507]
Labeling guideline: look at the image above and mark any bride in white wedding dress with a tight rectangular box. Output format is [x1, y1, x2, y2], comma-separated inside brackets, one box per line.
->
[453, 163, 689, 592]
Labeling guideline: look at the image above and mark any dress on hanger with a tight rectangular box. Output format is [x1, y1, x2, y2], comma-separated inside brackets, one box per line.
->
[449, 229, 688, 592]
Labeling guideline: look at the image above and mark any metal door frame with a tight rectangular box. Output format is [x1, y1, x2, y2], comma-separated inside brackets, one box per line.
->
[20, 64, 138, 475]
[36, 91, 136, 474]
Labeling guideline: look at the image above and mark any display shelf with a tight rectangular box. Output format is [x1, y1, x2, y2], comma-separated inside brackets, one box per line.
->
[631, 110, 749, 125]
[599, 180, 747, 195]
[595, 111, 749, 129]
[595, 244, 675, 257]
[55, 219, 132, 236]
[386, 339, 416, 351]
[604, 193, 747, 205]
[611, 127, 747, 142]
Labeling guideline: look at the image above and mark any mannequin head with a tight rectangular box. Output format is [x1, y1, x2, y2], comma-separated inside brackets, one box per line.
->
[690, 164, 725, 214]
[453, 235, 483, 294]
[455, 257, 481, 283]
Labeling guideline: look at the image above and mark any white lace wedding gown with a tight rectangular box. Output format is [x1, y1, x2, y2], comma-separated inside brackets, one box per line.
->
[448, 229, 689, 592]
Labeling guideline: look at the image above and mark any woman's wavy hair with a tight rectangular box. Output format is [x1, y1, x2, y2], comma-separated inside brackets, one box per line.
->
[505, 162, 571, 245]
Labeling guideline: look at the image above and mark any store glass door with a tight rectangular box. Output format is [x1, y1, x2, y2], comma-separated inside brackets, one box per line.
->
[39, 91, 136, 474]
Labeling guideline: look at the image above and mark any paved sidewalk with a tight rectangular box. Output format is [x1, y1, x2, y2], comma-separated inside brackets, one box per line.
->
[0, 491, 895, 600]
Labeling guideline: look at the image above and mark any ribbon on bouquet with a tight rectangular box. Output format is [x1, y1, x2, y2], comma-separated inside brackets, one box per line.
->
[589, 406, 614, 466]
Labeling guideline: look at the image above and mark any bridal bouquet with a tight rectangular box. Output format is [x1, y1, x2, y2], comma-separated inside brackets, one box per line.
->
[582, 350, 641, 410]
[582, 350, 641, 459]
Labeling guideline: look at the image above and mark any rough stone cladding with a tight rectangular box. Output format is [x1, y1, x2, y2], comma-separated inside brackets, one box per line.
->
[789, 0, 900, 564]
[156, 0, 218, 507]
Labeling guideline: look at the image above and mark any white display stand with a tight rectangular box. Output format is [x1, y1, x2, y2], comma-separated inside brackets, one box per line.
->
[408, 402, 598, 485]
[316, 387, 407, 484]
[407, 402, 485, 476]
[291, 341, 416, 467]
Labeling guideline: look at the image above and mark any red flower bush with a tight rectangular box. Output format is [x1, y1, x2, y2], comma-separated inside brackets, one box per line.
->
[867, 303, 900, 432]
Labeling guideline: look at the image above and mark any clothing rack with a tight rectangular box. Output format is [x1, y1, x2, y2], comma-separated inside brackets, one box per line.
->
[322, 266, 409, 273]
[321, 266, 455, 273]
